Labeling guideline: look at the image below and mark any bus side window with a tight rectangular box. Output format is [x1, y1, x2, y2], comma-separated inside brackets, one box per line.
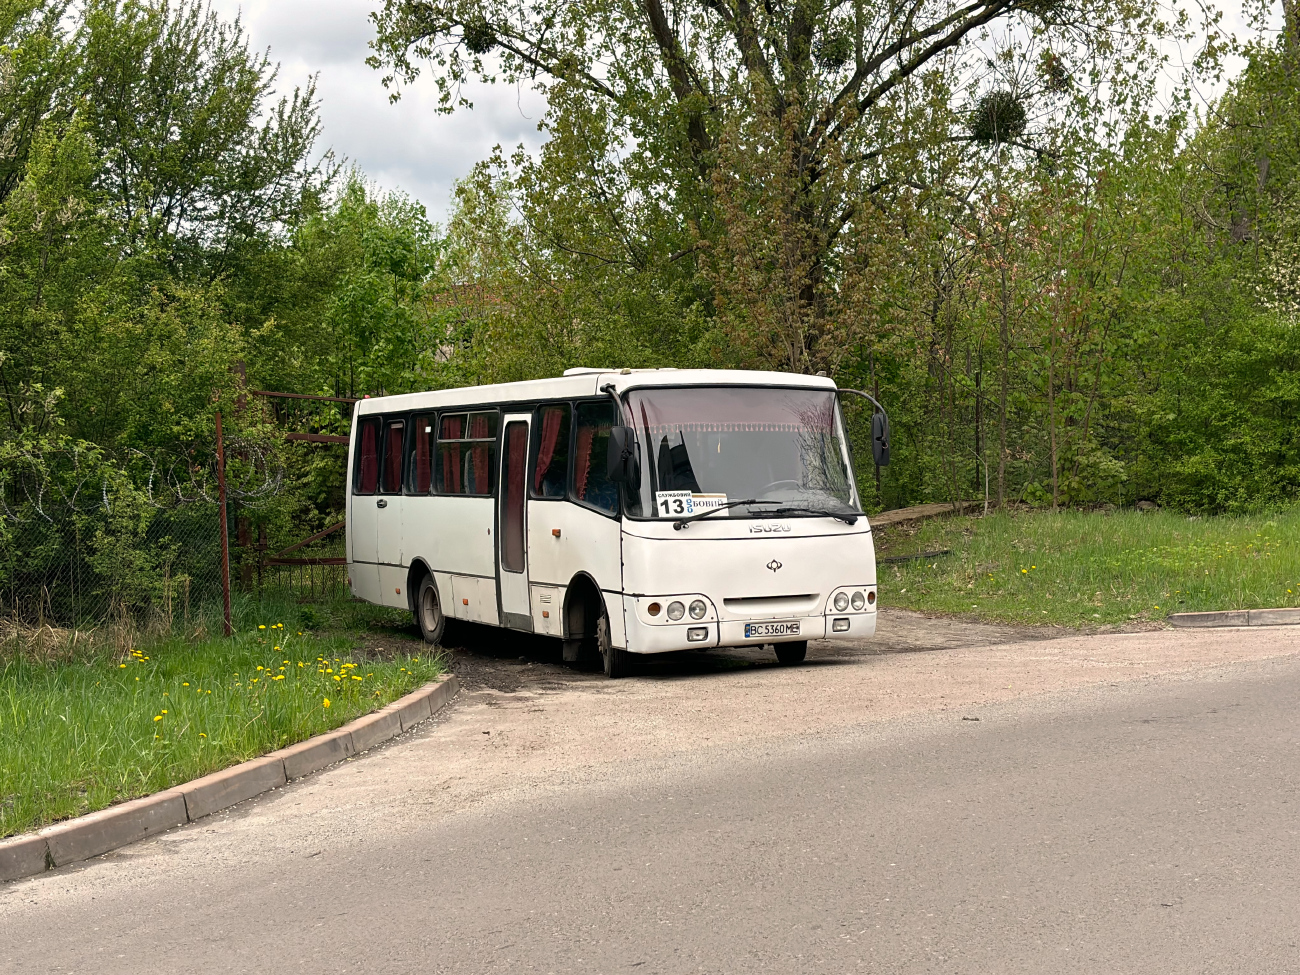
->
[381, 419, 405, 493]
[354, 417, 381, 495]
[572, 401, 618, 515]
[531, 404, 571, 499]
[437, 411, 498, 496]
[409, 413, 436, 494]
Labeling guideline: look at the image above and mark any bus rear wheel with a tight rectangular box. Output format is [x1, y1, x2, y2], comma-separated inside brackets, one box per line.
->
[598, 612, 634, 678]
[774, 640, 807, 665]
[415, 575, 446, 646]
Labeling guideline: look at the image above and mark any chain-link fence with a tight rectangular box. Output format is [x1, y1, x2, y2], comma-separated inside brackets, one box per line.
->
[1, 437, 347, 633]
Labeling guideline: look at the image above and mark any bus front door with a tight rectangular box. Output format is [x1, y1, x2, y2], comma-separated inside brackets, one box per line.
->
[497, 415, 532, 630]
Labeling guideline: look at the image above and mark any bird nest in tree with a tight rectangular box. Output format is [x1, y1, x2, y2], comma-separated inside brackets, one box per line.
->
[971, 90, 1027, 144]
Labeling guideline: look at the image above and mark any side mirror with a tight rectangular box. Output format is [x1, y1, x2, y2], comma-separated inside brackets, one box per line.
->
[607, 425, 640, 486]
[871, 412, 891, 468]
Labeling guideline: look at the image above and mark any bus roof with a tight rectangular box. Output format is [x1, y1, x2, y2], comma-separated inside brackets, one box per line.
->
[353, 368, 838, 416]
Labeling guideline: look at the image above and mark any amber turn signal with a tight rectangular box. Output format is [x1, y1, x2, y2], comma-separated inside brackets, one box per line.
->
[647, 602, 662, 617]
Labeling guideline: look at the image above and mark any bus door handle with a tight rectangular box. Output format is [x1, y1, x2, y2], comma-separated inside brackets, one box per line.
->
[376, 499, 387, 508]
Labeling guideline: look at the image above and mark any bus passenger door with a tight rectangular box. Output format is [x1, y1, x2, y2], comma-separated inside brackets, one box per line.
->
[498, 415, 532, 630]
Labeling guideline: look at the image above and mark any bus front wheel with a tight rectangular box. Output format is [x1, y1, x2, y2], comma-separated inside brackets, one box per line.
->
[774, 641, 807, 665]
[599, 612, 634, 679]
[416, 575, 446, 646]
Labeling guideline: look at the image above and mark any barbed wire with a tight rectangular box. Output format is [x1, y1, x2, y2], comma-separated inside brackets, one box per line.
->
[0, 439, 288, 524]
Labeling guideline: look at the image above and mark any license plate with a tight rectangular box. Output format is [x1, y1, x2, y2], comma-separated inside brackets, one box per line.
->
[744, 620, 801, 639]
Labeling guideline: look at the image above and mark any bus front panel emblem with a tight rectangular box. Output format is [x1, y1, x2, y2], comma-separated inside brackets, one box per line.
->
[767, 560, 783, 572]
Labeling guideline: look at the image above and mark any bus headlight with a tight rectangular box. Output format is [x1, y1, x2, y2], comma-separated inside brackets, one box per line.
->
[833, 592, 850, 612]
[688, 599, 707, 620]
[667, 601, 686, 621]
[851, 591, 865, 610]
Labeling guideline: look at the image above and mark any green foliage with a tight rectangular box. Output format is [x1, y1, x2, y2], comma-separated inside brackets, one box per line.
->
[0, 622, 445, 836]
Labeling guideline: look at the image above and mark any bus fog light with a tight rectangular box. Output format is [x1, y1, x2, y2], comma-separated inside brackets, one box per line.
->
[688, 599, 707, 620]
[867, 591, 876, 605]
[667, 601, 685, 621]
[851, 591, 865, 611]
[832, 618, 850, 632]
[647, 601, 662, 617]
[833, 592, 850, 612]
[687, 627, 708, 642]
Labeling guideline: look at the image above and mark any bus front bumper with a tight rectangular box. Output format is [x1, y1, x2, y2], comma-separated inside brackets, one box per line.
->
[621, 606, 877, 654]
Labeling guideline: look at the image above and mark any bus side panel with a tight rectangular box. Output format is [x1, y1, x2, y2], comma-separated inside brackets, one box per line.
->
[404, 495, 498, 621]
[527, 501, 624, 646]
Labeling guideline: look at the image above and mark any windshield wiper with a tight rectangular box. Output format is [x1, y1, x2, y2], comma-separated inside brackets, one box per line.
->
[765, 505, 861, 525]
[672, 499, 782, 530]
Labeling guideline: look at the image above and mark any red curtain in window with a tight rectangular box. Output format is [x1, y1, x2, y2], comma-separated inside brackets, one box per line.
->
[357, 419, 379, 493]
[413, 415, 432, 493]
[440, 414, 463, 439]
[534, 407, 564, 492]
[384, 423, 404, 492]
[467, 444, 490, 494]
[574, 425, 594, 500]
[468, 413, 490, 438]
[440, 445, 462, 494]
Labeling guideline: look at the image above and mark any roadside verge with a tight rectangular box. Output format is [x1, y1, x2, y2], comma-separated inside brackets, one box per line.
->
[0, 674, 459, 884]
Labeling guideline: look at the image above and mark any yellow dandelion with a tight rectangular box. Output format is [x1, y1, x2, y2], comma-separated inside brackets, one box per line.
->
[333, 675, 341, 681]
[199, 732, 206, 738]
[273, 675, 285, 681]
[153, 715, 162, 721]
[119, 664, 127, 669]
[257, 666, 264, 671]
[258, 625, 266, 629]
[161, 709, 168, 714]
[182, 682, 189, 686]
[298, 662, 304, 667]
[351, 675, 362, 681]
[323, 698, 331, 708]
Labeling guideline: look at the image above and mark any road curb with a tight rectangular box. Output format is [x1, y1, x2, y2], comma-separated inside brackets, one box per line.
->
[0, 673, 459, 884]
[1168, 608, 1300, 628]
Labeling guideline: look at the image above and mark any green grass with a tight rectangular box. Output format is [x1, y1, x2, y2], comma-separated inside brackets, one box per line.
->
[877, 508, 1300, 628]
[1, 610, 443, 838]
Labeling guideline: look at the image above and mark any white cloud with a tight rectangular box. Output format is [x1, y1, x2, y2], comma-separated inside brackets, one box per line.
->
[208, 0, 547, 223]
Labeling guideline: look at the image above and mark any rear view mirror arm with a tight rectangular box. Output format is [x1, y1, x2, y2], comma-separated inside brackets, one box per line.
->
[838, 388, 891, 469]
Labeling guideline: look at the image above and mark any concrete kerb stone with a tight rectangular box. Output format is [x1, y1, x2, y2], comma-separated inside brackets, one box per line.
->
[271, 728, 357, 780]
[0, 833, 52, 883]
[1169, 608, 1300, 628]
[1, 673, 460, 884]
[180, 756, 287, 823]
[40, 791, 188, 869]
[1168, 610, 1250, 628]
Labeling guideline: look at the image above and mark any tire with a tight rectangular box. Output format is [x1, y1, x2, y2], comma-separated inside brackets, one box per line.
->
[774, 640, 807, 665]
[598, 610, 634, 678]
[415, 574, 446, 646]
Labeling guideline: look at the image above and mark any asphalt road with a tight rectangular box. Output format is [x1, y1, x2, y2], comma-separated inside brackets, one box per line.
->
[4, 636, 1299, 973]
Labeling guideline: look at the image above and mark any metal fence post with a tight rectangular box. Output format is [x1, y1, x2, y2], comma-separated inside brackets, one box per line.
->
[215, 411, 233, 636]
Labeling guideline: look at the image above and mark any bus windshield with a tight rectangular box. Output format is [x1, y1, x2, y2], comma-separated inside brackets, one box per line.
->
[624, 386, 859, 520]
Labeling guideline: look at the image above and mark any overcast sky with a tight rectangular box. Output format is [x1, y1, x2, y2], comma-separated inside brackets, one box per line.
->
[208, 0, 547, 224]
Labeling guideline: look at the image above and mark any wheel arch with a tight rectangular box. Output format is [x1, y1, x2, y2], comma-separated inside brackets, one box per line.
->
[406, 559, 436, 616]
[562, 571, 606, 641]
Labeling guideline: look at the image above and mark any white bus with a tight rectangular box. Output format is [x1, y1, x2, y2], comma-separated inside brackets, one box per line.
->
[345, 368, 889, 677]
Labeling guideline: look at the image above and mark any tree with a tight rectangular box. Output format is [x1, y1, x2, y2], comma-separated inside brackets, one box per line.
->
[371, 0, 1184, 373]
